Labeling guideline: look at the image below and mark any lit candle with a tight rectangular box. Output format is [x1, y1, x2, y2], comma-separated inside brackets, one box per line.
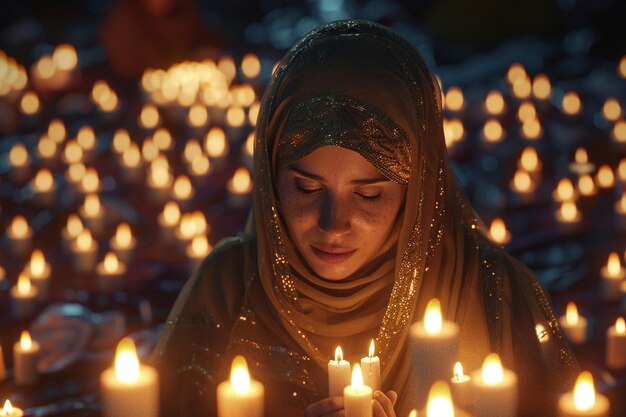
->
[241, 53, 261, 78]
[470, 353, 517, 417]
[76, 126, 97, 159]
[8, 142, 30, 183]
[343, 364, 372, 417]
[489, 217, 511, 245]
[509, 169, 536, 203]
[553, 178, 576, 202]
[481, 119, 505, 144]
[186, 235, 212, 273]
[520, 117, 543, 140]
[560, 302, 587, 344]
[0, 400, 23, 417]
[517, 147, 542, 180]
[241, 132, 255, 169]
[31, 167, 56, 205]
[48, 118, 67, 143]
[65, 162, 86, 189]
[555, 200, 582, 229]
[6, 215, 33, 256]
[532, 73, 552, 100]
[19, 90, 41, 116]
[442, 118, 465, 147]
[138, 103, 160, 130]
[120, 143, 143, 182]
[450, 362, 471, 411]
[10, 273, 38, 319]
[227, 167, 253, 207]
[562, 91, 582, 115]
[612, 120, 626, 144]
[96, 252, 127, 293]
[569, 148, 595, 175]
[183, 139, 204, 165]
[558, 371, 609, 417]
[517, 101, 537, 123]
[414, 380, 472, 417]
[187, 103, 210, 132]
[110, 223, 137, 263]
[217, 355, 264, 417]
[360, 339, 381, 391]
[205, 127, 229, 169]
[595, 165, 615, 189]
[79, 193, 105, 235]
[602, 98, 622, 122]
[172, 175, 195, 208]
[62, 213, 84, 253]
[444, 87, 464, 112]
[37, 134, 58, 165]
[141, 138, 159, 163]
[175, 213, 197, 248]
[511, 76, 531, 99]
[606, 317, 626, 369]
[63, 140, 84, 165]
[409, 298, 460, 408]
[328, 346, 351, 398]
[26, 249, 51, 302]
[80, 167, 100, 194]
[158, 201, 181, 243]
[484, 90, 506, 115]
[100, 338, 159, 417]
[147, 157, 173, 202]
[71, 229, 98, 274]
[577, 174, 597, 197]
[112, 129, 131, 155]
[189, 155, 211, 184]
[13, 330, 40, 385]
[600, 252, 625, 301]
[153, 128, 173, 151]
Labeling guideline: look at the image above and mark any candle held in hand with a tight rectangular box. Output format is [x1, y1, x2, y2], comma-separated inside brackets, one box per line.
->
[328, 346, 351, 397]
[360, 339, 381, 391]
[344, 364, 372, 417]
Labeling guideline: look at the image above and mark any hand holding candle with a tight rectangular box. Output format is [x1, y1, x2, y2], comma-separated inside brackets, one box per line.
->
[217, 355, 264, 417]
[360, 339, 381, 391]
[343, 364, 372, 417]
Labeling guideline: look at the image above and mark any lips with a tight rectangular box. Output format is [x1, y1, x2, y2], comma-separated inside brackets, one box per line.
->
[310, 244, 356, 263]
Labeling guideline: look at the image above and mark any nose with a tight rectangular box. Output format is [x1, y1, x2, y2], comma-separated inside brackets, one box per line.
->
[317, 194, 351, 236]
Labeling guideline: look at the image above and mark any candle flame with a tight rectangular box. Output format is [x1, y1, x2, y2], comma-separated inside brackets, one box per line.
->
[520, 147, 539, 172]
[453, 362, 464, 381]
[52, 44, 78, 70]
[20, 91, 41, 114]
[489, 218, 509, 244]
[104, 252, 119, 273]
[48, 118, 66, 143]
[183, 139, 203, 164]
[426, 381, 454, 417]
[578, 174, 596, 196]
[424, 298, 443, 335]
[139, 104, 159, 129]
[573, 371, 595, 412]
[10, 215, 30, 238]
[507, 63, 526, 84]
[555, 178, 574, 201]
[559, 201, 579, 222]
[596, 165, 615, 188]
[566, 302, 579, 326]
[34, 168, 54, 191]
[513, 170, 532, 192]
[84, 194, 101, 217]
[20, 330, 32, 351]
[205, 127, 227, 157]
[368, 339, 375, 358]
[141, 139, 159, 162]
[614, 120, 626, 143]
[2, 399, 13, 414]
[122, 145, 141, 168]
[517, 101, 537, 122]
[17, 272, 31, 295]
[174, 175, 193, 199]
[241, 53, 261, 78]
[38, 136, 57, 158]
[162, 201, 181, 225]
[521, 118, 542, 139]
[30, 249, 46, 277]
[444, 86, 464, 112]
[76, 229, 93, 251]
[351, 364, 364, 389]
[532, 73, 551, 99]
[602, 98, 622, 121]
[190, 235, 210, 256]
[66, 214, 84, 237]
[82, 168, 100, 193]
[484, 90, 505, 115]
[191, 155, 210, 176]
[575, 148, 588, 164]
[179, 214, 196, 239]
[229, 167, 252, 193]
[187, 103, 209, 127]
[64, 141, 83, 164]
[115, 338, 140, 384]
[226, 106, 246, 127]
[334, 346, 344, 362]
[153, 128, 173, 151]
[562, 91, 582, 115]
[483, 119, 504, 142]
[607, 252, 622, 277]
[408, 410, 417, 417]
[481, 353, 503, 385]
[115, 223, 133, 248]
[230, 355, 251, 395]
[67, 163, 86, 183]
[77, 126, 96, 151]
[9, 143, 29, 167]
[512, 77, 531, 99]
[616, 317, 625, 334]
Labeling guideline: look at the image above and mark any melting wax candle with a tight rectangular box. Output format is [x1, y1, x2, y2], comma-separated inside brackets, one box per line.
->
[360, 339, 381, 391]
[328, 346, 351, 398]
[217, 355, 264, 417]
[344, 364, 373, 417]
[558, 372, 609, 417]
[471, 353, 518, 417]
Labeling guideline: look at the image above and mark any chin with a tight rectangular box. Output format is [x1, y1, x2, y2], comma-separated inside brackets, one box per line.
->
[310, 263, 354, 281]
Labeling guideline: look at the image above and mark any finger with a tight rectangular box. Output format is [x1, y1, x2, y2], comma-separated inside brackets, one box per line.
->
[305, 397, 344, 417]
[372, 399, 387, 417]
[386, 390, 398, 406]
[373, 390, 396, 417]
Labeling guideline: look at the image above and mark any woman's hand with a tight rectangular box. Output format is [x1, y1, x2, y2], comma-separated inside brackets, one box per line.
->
[373, 390, 397, 417]
[305, 390, 397, 417]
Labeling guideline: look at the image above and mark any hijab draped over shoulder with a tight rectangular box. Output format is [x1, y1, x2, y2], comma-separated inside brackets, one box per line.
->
[153, 20, 578, 417]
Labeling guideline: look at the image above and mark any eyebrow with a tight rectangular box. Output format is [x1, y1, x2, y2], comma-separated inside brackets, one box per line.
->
[288, 166, 390, 185]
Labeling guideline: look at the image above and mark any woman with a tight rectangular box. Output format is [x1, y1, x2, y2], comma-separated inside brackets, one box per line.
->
[153, 20, 578, 417]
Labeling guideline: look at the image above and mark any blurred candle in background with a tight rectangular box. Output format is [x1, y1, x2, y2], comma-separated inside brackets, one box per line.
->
[489, 217, 511, 245]
[484, 90, 506, 115]
[71, 229, 98, 274]
[26, 249, 51, 302]
[6, 215, 33, 256]
[62, 213, 84, 252]
[158, 201, 181, 243]
[552, 178, 576, 202]
[227, 167, 253, 207]
[560, 302, 587, 344]
[601, 252, 625, 301]
[470, 353, 518, 417]
[13, 331, 40, 386]
[97, 252, 126, 293]
[596, 165, 615, 189]
[558, 371, 609, 417]
[562, 91, 582, 116]
[10, 273, 38, 319]
[9, 142, 30, 183]
[31, 168, 56, 205]
[606, 317, 626, 370]
[110, 223, 137, 263]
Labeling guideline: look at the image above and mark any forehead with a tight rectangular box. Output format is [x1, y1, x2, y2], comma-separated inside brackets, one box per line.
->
[288, 146, 383, 179]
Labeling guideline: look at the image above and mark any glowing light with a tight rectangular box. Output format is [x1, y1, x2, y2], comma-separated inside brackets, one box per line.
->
[122, 145, 141, 168]
[573, 372, 595, 412]
[241, 53, 261, 78]
[368, 339, 375, 358]
[444, 86, 464, 112]
[521, 118, 542, 139]
[507, 63, 527, 84]
[38, 135, 57, 159]
[489, 218, 510, 244]
[103, 252, 120, 273]
[52, 44, 78, 71]
[141, 138, 159, 162]
[114, 223, 133, 248]
[82, 168, 100, 193]
[226, 106, 246, 127]
[9, 216, 30, 238]
[178, 214, 197, 240]
[482, 119, 504, 142]
[244, 132, 255, 156]
[114, 338, 140, 384]
[535, 324, 549, 342]
[67, 163, 86, 184]
[602, 98, 622, 121]
[20, 91, 40, 114]
[83, 194, 102, 217]
[190, 155, 210, 176]
[519, 147, 540, 172]
[577, 174, 596, 196]
[35, 55, 55, 79]
[618, 159, 626, 181]
[484, 90, 505, 115]
[230, 355, 251, 395]
[112, 129, 131, 153]
[189, 235, 211, 257]
[48, 119, 66, 143]
[17, 273, 32, 295]
[248, 101, 260, 125]
[228, 167, 252, 193]
[481, 353, 503, 385]
[2, 400, 14, 415]
[350, 363, 364, 389]
[512, 77, 531, 99]
[616, 193, 626, 214]
[139, 104, 160, 129]
[205, 127, 228, 158]
[184, 139, 203, 164]
[334, 346, 344, 362]
[218, 56, 237, 83]
[575, 148, 588, 164]
[29, 249, 46, 278]
[32, 169, 54, 193]
[606, 252, 622, 277]
[64, 140, 83, 164]
[153, 128, 173, 150]
[426, 381, 454, 417]
[562, 91, 582, 115]
[596, 165, 615, 188]
[91, 80, 110, 103]
[620, 56, 626, 78]
[517, 101, 536, 122]
[566, 302, 580, 326]
[20, 331, 33, 351]
[232, 84, 256, 107]
[173, 175, 194, 200]
[512, 170, 533, 192]
[453, 362, 465, 381]
[615, 317, 625, 334]
[424, 298, 442, 335]
[187, 103, 209, 127]
[191, 211, 208, 235]
[559, 201, 580, 222]
[66, 214, 83, 238]
[612, 120, 626, 143]
[76, 229, 94, 251]
[532, 73, 551, 99]
[443, 118, 465, 145]
[161, 201, 181, 226]
[77, 126, 96, 151]
[9, 143, 29, 168]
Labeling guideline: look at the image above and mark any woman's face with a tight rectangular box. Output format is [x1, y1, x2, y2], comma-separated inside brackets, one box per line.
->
[277, 146, 405, 280]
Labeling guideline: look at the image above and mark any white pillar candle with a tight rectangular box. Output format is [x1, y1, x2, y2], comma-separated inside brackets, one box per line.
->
[0, 345, 7, 382]
[13, 331, 40, 386]
[5, 216, 32, 256]
[558, 371, 609, 417]
[217, 355, 264, 417]
[227, 167, 253, 207]
[71, 229, 99, 274]
[413, 380, 473, 417]
[0, 400, 24, 417]
[450, 362, 472, 411]
[26, 249, 51, 302]
[600, 252, 625, 301]
[96, 252, 127, 293]
[606, 317, 626, 369]
[470, 353, 517, 417]
[560, 302, 587, 345]
[110, 223, 137, 263]
[360, 339, 381, 391]
[100, 338, 159, 417]
[328, 346, 351, 397]
[408, 298, 460, 409]
[343, 364, 372, 417]
[10, 273, 38, 319]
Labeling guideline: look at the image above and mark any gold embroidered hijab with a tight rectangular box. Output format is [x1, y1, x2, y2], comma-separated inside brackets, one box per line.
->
[245, 20, 577, 413]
